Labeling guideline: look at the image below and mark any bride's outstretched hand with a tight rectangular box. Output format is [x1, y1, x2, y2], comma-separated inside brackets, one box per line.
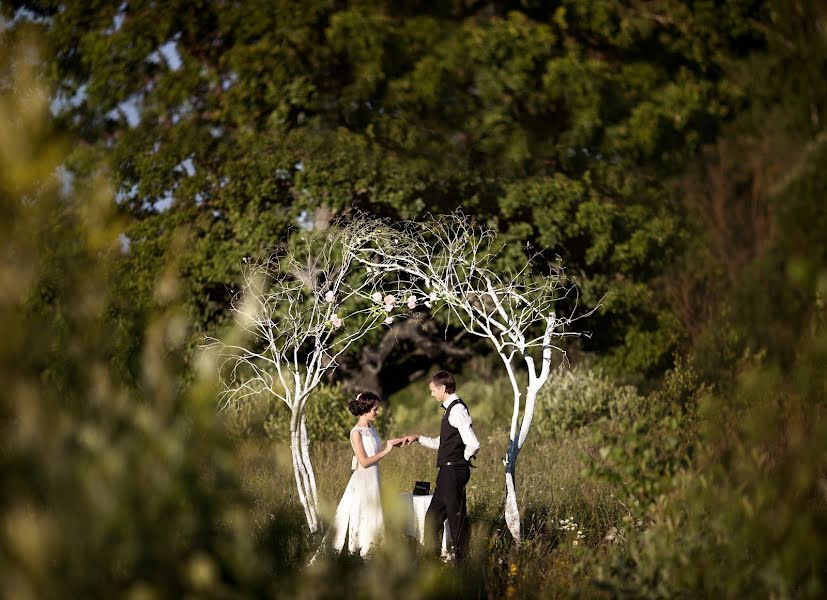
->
[385, 439, 398, 452]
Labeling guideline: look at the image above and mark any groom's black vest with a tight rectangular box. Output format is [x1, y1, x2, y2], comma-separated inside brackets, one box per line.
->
[437, 399, 469, 467]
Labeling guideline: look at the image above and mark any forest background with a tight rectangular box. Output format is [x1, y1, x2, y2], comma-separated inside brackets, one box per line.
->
[1, 1, 825, 597]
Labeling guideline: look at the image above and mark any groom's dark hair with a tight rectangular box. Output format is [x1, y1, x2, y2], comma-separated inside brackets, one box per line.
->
[430, 371, 456, 394]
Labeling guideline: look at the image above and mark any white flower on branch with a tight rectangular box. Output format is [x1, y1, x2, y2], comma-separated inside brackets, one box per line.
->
[383, 316, 394, 325]
[383, 294, 396, 306]
[407, 295, 417, 309]
[331, 313, 342, 328]
[371, 292, 382, 303]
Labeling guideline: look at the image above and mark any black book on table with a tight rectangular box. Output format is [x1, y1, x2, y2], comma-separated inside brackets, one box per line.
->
[413, 481, 430, 496]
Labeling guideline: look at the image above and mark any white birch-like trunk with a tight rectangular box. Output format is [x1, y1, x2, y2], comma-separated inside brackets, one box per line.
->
[290, 407, 320, 533]
[500, 329, 553, 545]
[299, 413, 319, 514]
[503, 385, 543, 545]
[504, 433, 521, 543]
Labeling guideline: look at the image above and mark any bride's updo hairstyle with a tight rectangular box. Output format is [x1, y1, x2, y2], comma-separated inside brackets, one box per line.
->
[349, 391, 381, 416]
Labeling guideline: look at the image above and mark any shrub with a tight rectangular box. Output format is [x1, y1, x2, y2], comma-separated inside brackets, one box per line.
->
[586, 360, 703, 513]
[533, 367, 642, 438]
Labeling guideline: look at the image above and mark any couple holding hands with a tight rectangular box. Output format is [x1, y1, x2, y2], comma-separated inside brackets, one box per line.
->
[321, 370, 480, 562]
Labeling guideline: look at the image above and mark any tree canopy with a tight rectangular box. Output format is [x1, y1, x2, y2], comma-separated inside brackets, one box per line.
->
[8, 0, 774, 381]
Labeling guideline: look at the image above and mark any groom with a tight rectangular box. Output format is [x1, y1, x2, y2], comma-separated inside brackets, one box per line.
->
[403, 370, 480, 561]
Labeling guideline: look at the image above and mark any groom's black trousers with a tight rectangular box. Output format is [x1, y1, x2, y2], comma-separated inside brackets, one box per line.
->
[425, 464, 471, 559]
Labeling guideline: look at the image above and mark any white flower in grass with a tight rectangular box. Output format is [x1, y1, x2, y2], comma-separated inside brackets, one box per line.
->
[331, 314, 342, 328]
[429, 291, 437, 302]
[406, 295, 416, 309]
[383, 316, 393, 325]
[384, 294, 395, 306]
[371, 292, 382, 303]
[324, 290, 335, 303]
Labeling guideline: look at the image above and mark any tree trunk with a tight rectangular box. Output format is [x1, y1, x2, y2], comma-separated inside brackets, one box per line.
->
[290, 410, 319, 533]
[299, 413, 319, 514]
[503, 384, 542, 544]
[504, 437, 521, 543]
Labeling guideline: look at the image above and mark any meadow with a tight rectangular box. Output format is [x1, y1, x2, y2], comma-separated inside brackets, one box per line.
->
[225, 365, 675, 598]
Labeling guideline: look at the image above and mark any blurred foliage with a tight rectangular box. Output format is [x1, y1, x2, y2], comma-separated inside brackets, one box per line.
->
[588, 0, 827, 595]
[0, 36, 289, 597]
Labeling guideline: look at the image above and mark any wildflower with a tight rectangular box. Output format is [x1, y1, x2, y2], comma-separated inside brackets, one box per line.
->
[371, 292, 382, 303]
[429, 291, 437, 301]
[424, 301, 432, 309]
[324, 290, 335, 303]
[572, 540, 578, 546]
[384, 294, 395, 306]
[331, 314, 342, 328]
[406, 295, 416, 309]
[384, 316, 393, 325]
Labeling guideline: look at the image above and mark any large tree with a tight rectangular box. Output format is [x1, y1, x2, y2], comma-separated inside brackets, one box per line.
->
[11, 0, 768, 378]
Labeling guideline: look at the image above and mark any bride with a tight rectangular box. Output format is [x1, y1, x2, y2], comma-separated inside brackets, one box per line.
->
[314, 391, 402, 560]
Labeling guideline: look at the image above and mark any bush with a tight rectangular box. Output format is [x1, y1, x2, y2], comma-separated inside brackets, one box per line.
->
[533, 367, 642, 438]
[596, 335, 827, 598]
[586, 360, 703, 513]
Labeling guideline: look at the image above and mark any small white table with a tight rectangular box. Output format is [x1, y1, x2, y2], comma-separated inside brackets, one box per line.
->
[399, 492, 450, 556]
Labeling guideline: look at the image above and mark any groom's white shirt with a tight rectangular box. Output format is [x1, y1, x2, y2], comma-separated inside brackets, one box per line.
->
[418, 393, 480, 461]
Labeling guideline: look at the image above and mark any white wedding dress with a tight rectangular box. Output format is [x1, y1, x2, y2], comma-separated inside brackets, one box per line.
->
[314, 425, 385, 560]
